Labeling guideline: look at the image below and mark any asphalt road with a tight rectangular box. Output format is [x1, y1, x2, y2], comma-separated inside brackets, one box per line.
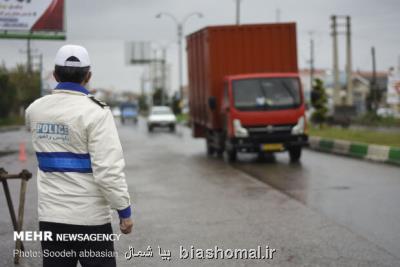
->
[0, 119, 399, 266]
[233, 147, 400, 259]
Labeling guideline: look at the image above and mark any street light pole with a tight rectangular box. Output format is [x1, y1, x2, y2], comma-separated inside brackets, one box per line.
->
[177, 23, 183, 100]
[236, 0, 241, 25]
[309, 32, 315, 90]
[161, 46, 167, 106]
[39, 54, 43, 96]
[156, 12, 203, 102]
[27, 37, 32, 74]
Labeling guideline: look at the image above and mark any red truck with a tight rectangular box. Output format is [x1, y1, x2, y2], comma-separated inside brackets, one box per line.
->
[187, 23, 308, 162]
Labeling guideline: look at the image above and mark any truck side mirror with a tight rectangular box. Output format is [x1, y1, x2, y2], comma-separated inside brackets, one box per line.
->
[208, 96, 217, 111]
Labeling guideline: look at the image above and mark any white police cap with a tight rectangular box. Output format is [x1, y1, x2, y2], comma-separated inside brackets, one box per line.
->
[55, 44, 91, 67]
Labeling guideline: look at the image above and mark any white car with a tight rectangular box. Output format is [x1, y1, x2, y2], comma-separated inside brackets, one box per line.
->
[147, 106, 177, 132]
[111, 107, 121, 117]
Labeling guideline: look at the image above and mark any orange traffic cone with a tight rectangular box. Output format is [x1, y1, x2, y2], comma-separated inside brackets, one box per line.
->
[19, 142, 27, 162]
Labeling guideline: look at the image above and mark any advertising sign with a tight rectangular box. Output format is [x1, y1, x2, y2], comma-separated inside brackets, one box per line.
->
[0, 0, 64, 32]
[125, 41, 152, 65]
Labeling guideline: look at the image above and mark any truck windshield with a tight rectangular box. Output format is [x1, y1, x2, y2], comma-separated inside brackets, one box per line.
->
[232, 78, 301, 111]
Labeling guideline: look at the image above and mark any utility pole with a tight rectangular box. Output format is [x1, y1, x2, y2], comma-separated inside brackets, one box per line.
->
[236, 0, 241, 25]
[140, 67, 152, 107]
[148, 51, 154, 107]
[27, 37, 32, 74]
[331, 15, 340, 106]
[345, 16, 353, 106]
[371, 46, 377, 111]
[161, 47, 167, 105]
[20, 37, 37, 75]
[39, 54, 43, 96]
[177, 23, 183, 100]
[140, 72, 145, 96]
[397, 55, 400, 73]
[309, 32, 315, 91]
[152, 49, 159, 103]
[331, 15, 353, 107]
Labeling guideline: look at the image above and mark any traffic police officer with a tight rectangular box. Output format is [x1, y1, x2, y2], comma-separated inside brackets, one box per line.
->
[25, 45, 133, 267]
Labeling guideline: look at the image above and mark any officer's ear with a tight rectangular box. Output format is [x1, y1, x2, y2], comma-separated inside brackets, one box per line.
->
[53, 71, 60, 82]
[83, 71, 92, 85]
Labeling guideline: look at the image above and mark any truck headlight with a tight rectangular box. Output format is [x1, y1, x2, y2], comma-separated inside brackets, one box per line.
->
[233, 119, 249, 138]
[291, 116, 305, 135]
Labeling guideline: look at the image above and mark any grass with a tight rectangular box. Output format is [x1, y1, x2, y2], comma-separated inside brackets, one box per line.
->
[176, 113, 189, 123]
[309, 125, 400, 147]
[352, 113, 400, 128]
[0, 115, 24, 127]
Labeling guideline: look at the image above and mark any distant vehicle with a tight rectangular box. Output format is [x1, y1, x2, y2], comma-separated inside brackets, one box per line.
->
[147, 106, 177, 132]
[187, 23, 308, 162]
[120, 102, 139, 124]
[112, 107, 121, 117]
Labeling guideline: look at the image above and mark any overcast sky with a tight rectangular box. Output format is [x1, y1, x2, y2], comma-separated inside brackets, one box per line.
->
[1, 0, 399, 93]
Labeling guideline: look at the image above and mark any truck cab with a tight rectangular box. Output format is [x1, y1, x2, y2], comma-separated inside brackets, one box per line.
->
[214, 73, 307, 162]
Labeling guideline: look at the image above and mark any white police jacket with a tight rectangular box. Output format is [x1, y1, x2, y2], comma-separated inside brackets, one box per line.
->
[25, 82, 131, 225]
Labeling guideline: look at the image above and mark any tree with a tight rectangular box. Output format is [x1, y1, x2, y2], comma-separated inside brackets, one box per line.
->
[0, 66, 17, 118]
[171, 92, 182, 114]
[152, 88, 169, 106]
[310, 78, 328, 126]
[366, 87, 382, 112]
[138, 94, 148, 113]
[0, 64, 40, 124]
[9, 64, 41, 109]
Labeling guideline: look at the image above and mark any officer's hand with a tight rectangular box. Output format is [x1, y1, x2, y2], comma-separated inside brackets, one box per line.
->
[120, 218, 133, 234]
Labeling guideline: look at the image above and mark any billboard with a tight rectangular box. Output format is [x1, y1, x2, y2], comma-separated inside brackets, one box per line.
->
[125, 41, 152, 65]
[0, 0, 64, 32]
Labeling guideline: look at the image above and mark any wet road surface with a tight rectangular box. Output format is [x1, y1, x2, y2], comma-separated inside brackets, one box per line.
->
[233, 149, 400, 258]
[0, 119, 399, 266]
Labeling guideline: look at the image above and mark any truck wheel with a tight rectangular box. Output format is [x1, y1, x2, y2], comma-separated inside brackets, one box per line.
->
[289, 147, 302, 162]
[148, 125, 153, 132]
[224, 148, 237, 163]
[206, 141, 215, 156]
[170, 124, 176, 132]
[257, 152, 266, 162]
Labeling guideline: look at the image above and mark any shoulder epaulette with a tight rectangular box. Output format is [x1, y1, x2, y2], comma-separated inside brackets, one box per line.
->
[88, 95, 108, 109]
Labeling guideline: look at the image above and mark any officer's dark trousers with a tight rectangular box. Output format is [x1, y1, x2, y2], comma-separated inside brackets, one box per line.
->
[39, 221, 116, 267]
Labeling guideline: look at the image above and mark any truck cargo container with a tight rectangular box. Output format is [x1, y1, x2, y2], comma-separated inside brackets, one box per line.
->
[187, 23, 308, 162]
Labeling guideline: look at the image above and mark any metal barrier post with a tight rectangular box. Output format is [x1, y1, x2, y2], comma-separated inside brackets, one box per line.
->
[0, 168, 32, 264]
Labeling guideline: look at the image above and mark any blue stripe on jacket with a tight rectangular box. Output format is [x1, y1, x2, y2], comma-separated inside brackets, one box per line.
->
[36, 152, 93, 173]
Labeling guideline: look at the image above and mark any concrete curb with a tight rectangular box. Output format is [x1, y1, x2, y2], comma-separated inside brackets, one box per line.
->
[309, 136, 400, 166]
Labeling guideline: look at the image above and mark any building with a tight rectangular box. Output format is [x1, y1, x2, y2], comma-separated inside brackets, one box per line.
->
[300, 69, 389, 116]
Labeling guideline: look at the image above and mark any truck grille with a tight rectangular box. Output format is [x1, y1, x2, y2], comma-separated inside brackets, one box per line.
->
[246, 124, 294, 138]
